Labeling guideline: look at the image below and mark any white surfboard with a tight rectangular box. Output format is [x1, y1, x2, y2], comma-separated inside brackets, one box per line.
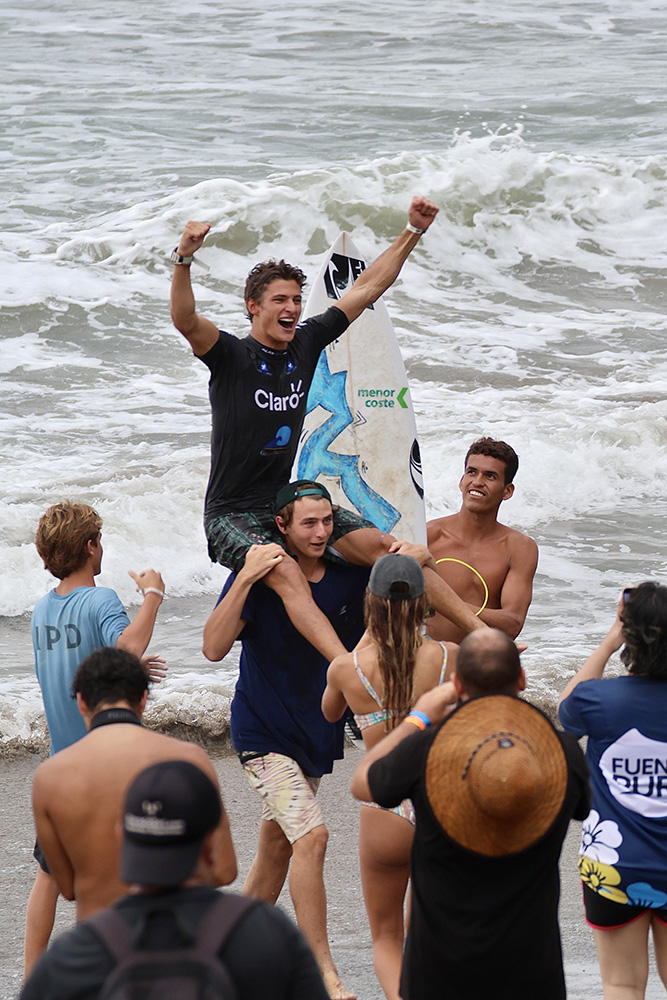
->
[294, 233, 426, 544]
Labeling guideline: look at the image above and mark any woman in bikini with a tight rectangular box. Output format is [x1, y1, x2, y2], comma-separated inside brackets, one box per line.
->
[322, 552, 457, 1000]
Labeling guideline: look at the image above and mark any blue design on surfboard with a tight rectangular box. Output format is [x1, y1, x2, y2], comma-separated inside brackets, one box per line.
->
[297, 352, 400, 532]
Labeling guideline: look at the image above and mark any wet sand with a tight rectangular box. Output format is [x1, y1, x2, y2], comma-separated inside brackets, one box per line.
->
[1, 745, 664, 1000]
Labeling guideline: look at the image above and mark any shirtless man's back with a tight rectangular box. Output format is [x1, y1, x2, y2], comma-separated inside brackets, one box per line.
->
[32, 648, 235, 924]
[426, 438, 538, 644]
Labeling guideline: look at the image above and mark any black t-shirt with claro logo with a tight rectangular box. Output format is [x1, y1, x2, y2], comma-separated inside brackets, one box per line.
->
[200, 306, 348, 517]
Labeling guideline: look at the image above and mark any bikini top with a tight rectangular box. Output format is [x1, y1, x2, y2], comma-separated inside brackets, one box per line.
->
[352, 641, 448, 731]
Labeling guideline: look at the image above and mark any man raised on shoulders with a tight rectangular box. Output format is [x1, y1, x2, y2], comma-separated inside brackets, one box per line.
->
[171, 198, 485, 657]
[203, 480, 368, 1000]
[426, 437, 538, 643]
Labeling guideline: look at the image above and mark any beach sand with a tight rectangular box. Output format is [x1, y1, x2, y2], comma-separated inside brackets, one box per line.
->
[1, 744, 664, 1000]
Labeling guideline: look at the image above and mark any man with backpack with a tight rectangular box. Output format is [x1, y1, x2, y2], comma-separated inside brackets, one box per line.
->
[21, 759, 330, 999]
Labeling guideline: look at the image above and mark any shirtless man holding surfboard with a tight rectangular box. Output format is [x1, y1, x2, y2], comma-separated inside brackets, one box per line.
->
[425, 437, 538, 644]
[170, 198, 485, 658]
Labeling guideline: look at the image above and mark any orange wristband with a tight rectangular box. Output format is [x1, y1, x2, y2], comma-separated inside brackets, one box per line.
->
[404, 712, 430, 731]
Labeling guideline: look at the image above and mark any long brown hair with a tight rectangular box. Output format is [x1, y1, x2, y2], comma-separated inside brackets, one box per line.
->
[364, 590, 429, 730]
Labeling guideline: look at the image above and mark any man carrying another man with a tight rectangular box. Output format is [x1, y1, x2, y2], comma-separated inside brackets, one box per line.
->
[203, 480, 368, 1000]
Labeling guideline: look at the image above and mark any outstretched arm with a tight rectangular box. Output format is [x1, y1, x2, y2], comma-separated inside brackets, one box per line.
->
[390, 540, 487, 637]
[170, 221, 220, 356]
[116, 569, 165, 658]
[558, 595, 625, 706]
[335, 196, 439, 323]
[202, 544, 285, 661]
[350, 681, 458, 802]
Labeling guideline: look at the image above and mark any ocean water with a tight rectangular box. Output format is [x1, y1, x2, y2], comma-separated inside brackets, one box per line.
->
[3, 0, 667, 754]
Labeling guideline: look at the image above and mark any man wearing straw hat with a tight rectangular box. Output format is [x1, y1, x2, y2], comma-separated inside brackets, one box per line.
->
[351, 629, 589, 1000]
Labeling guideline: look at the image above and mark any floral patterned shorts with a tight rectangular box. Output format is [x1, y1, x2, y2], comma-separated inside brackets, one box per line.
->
[583, 882, 667, 929]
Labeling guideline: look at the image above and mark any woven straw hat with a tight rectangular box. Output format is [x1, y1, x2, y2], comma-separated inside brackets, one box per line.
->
[425, 695, 567, 857]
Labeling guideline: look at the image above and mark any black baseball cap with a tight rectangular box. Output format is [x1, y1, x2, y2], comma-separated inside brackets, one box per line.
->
[121, 760, 222, 887]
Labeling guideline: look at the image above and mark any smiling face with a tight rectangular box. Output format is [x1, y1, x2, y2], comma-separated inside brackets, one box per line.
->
[276, 496, 334, 561]
[459, 454, 514, 513]
[247, 278, 303, 350]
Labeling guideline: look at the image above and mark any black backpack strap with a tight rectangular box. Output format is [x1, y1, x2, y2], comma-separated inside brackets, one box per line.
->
[195, 892, 259, 954]
[87, 908, 135, 962]
[86, 893, 258, 962]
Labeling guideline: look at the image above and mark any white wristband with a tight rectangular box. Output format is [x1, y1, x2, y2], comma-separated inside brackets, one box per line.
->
[141, 587, 165, 599]
[406, 222, 426, 235]
[170, 248, 194, 265]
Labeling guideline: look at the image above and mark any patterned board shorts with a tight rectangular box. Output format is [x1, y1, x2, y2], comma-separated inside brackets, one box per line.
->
[205, 505, 374, 573]
[239, 751, 324, 844]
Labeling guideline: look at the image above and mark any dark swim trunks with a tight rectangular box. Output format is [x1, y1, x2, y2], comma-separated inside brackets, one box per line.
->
[33, 839, 50, 875]
[205, 505, 374, 574]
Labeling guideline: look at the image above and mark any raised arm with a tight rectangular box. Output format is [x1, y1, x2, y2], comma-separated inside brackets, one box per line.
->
[350, 681, 458, 802]
[335, 196, 439, 324]
[202, 544, 285, 661]
[116, 569, 165, 659]
[558, 595, 625, 706]
[170, 221, 221, 356]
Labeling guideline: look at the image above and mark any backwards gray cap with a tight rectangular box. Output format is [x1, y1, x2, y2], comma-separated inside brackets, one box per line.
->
[368, 553, 425, 600]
